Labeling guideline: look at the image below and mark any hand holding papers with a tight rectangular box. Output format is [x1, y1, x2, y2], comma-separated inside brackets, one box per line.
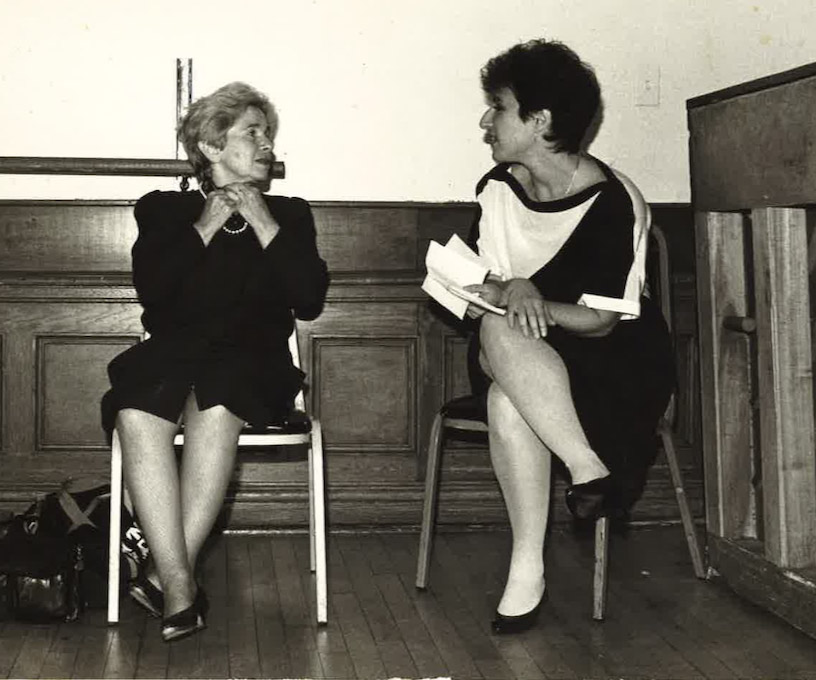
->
[422, 235, 506, 319]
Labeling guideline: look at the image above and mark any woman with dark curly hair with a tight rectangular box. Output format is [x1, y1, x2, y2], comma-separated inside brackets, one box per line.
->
[101, 82, 328, 642]
[463, 40, 674, 634]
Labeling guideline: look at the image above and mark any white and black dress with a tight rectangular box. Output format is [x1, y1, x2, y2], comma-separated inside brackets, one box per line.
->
[469, 160, 675, 510]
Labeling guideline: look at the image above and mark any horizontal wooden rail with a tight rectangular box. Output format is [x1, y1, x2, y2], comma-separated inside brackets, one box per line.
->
[723, 315, 756, 334]
[0, 156, 285, 179]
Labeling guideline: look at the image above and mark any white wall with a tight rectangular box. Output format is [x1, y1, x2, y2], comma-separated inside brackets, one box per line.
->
[1, 0, 814, 202]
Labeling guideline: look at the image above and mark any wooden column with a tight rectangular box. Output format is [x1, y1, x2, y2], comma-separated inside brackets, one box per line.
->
[695, 211, 756, 540]
[751, 207, 816, 568]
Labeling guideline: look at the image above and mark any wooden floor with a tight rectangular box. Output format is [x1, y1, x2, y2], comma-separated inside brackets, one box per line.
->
[2, 526, 816, 680]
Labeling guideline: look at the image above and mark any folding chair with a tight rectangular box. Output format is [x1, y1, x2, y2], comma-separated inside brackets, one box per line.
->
[415, 223, 706, 621]
[107, 327, 327, 625]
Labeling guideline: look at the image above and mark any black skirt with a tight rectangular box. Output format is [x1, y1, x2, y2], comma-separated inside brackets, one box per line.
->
[472, 296, 675, 510]
[101, 334, 304, 438]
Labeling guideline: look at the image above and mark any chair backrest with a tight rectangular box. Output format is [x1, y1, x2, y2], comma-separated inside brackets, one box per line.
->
[646, 223, 677, 424]
[288, 326, 307, 412]
[648, 223, 672, 334]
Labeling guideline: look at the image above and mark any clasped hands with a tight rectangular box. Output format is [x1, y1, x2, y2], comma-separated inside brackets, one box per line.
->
[195, 183, 280, 246]
[465, 278, 554, 339]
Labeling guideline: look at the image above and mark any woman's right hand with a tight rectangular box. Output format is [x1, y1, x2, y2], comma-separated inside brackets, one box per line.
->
[464, 282, 503, 319]
[194, 189, 238, 245]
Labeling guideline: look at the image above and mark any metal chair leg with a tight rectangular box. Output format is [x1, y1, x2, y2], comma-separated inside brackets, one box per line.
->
[593, 516, 609, 621]
[416, 412, 444, 590]
[659, 419, 706, 578]
[308, 432, 316, 574]
[310, 420, 328, 625]
[107, 429, 123, 625]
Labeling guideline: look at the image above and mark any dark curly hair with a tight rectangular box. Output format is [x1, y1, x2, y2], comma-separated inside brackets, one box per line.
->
[178, 82, 278, 186]
[481, 39, 600, 154]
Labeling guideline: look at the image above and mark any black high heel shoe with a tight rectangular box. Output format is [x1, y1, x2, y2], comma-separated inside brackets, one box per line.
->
[129, 572, 164, 618]
[491, 591, 547, 635]
[161, 588, 207, 643]
[565, 475, 615, 520]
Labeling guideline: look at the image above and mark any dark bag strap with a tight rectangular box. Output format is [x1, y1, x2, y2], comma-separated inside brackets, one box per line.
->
[57, 481, 110, 533]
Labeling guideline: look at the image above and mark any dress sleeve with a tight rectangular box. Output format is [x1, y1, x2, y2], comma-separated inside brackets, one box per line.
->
[131, 191, 207, 307]
[474, 178, 510, 280]
[576, 174, 649, 320]
[262, 198, 329, 320]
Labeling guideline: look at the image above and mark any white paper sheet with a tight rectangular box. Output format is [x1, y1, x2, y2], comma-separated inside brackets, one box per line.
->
[422, 235, 503, 319]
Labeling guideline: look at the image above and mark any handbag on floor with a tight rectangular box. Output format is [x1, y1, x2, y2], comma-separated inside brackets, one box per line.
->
[0, 529, 83, 622]
[0, 477, 149, 618]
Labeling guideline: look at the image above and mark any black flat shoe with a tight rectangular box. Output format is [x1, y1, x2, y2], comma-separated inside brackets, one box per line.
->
[161, 589, 207, 643]
[491, 591, 547, 635]
[566, 475, 615, 520]
[129, 573, 164, 618]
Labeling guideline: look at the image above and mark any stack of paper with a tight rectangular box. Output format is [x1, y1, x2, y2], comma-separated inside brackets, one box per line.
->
[422, 235, 506, 319]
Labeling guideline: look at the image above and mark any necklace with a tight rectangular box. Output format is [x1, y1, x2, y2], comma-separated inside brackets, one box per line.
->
[221, 215, 248, 235]
[563, 156, 581, 197]
[198, 188, 248, 235]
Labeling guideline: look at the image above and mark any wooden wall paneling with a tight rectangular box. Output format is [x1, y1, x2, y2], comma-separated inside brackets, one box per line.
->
[303, 298, 420, 453]
[0, 200, 704, 530]
[1, 300, 142, 455]
[312, 335, 416, 452]
[416, 203, 477, 266]
[3, 332, 36, 455]
[312, 205, 420, 273]
[0, 202, 135, 272]
[0, 334, 3, 451]
[750, 207, 816, 568]
[36, 335, 138, 450]
[695, 211, 756, 540]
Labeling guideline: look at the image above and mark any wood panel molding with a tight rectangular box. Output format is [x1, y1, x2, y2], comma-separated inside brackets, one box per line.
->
[36, 335, 138, 451]
[311, 335, 417, 453]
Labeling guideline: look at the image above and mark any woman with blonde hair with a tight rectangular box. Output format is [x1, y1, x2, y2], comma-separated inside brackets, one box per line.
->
[101, 81, 328, 642]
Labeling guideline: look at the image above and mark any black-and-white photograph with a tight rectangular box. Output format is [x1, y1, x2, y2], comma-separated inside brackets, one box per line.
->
[1, 1, 816, 678]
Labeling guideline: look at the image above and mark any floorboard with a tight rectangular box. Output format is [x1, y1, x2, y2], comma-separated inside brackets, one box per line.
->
[1, 526, 815, 679]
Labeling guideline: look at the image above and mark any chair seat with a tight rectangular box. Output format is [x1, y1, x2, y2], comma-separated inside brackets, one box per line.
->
[440, 394, 487, 422]
[242, 410, 312, 435]
[173, 410, 313, 437]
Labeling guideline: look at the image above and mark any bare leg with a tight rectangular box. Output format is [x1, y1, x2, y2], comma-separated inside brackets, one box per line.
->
[488, 383, 550, 616]
[178, 392, 243, 571]
[117, 408, 194, 616]
[480, 314, 608, 485]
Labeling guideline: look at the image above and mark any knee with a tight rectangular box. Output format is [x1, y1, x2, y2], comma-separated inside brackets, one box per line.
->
[480, 314, 541, 359]
[115, 408, 154, 435]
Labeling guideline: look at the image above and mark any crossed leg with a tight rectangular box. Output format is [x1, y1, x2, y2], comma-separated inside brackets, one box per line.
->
[479, 314, 608, 485]
[479, 314, 608, 615]
[117, 391, 243, 616]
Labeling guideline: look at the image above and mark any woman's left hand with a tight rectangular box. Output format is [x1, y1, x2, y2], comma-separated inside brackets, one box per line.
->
[224, 183, 280, 246]
[501, 279, 554, 338]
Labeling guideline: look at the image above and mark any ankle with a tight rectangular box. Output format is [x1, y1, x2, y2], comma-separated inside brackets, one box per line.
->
[568, 457, 609, 486]
[163, 583, 197, 617]
[497, 575, 546, 617]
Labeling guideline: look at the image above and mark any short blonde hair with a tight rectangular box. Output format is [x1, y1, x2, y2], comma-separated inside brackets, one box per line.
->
[179, 82, 278, 185]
